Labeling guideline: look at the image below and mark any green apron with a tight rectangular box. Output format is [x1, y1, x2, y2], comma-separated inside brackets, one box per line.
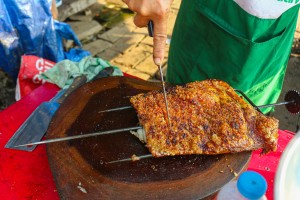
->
[167, 0, 299, 113]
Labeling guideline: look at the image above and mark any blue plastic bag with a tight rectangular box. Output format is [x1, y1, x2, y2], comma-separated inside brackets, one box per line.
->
[0, 0, 90, 79]
[0, 0, 22, 78]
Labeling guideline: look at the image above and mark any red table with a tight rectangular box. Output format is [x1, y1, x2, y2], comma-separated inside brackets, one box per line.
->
[0, 82, 295, 200]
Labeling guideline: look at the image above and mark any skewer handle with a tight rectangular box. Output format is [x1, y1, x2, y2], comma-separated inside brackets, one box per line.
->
[147, 21, 154, 37]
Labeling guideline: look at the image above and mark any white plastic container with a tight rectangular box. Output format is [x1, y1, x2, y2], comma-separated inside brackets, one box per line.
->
[216, 171, 267, 200]
[275, 130, 300, 200]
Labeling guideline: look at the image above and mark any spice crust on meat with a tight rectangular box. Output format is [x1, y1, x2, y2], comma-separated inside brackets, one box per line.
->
[130, 80, 279, 157]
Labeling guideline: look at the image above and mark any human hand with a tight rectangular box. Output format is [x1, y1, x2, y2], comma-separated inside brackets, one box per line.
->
[122, 0, 173, 66]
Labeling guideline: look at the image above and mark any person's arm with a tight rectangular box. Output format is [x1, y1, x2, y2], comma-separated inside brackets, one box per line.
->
[122, 0, 173, 66]
[51, 0, 58, 20]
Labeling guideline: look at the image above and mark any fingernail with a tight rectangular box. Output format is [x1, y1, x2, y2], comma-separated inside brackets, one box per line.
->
[154, 58, 161, 66]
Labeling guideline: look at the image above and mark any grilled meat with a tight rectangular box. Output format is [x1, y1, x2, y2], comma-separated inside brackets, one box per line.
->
[130, 80, 278, 157]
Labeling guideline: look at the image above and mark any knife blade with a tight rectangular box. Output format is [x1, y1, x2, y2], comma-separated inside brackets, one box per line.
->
[5, 67, 117, 151]
[148, 20, 172, 128]
[5, 75, 87, 151]
[158, 63, 171, 127]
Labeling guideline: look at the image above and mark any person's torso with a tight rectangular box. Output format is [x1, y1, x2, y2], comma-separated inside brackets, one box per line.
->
[167, 0, 299, 111]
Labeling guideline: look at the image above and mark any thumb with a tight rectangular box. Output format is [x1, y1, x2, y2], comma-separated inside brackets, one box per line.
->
[152, 18, 168, 66]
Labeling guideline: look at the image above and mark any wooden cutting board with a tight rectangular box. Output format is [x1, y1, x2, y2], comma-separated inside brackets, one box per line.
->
[46, 76, 251, 200]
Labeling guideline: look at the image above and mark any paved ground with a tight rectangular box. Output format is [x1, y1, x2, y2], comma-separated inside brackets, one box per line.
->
[79, 0, 182, 80]
[0, 0, 299, 132]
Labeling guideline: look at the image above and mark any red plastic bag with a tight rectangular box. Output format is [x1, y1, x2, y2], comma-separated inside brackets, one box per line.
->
[16, 55, 55, 100]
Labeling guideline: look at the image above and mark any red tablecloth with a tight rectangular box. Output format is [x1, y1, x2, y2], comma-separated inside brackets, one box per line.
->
[0, 82, 294, 200]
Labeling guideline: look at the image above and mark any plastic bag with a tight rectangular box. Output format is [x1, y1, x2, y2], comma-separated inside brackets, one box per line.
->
[15, 55, 55, 101]
[0, 0, 90, 79]
[0, 0, 22, 79]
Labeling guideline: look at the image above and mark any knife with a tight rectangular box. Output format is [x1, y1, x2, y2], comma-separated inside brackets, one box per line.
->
[5, 75, 87, 151]
[5, 67, 117, 151]
[148, 20, 172, 128]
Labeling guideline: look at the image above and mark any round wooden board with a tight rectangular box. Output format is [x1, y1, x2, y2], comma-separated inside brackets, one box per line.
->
[46, 76, 251, 200]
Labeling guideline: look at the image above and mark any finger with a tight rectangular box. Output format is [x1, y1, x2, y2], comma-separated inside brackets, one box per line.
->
[122, 0, 135, 11]
[152, 18, 168, 66]
[134, 14, 149, 28]
[122, 0, 143, 13]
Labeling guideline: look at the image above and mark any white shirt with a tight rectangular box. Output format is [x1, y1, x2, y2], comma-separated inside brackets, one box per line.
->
[234, 0, 300, 19]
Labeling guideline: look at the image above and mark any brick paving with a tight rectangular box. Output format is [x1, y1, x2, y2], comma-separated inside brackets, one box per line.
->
[72, 0, 181, 81]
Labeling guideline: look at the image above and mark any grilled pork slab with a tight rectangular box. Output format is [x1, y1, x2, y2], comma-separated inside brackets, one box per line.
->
[130, 80, 278, 157]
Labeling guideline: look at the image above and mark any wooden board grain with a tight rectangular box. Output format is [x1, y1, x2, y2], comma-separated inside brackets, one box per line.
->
[46, 76, 251, 200]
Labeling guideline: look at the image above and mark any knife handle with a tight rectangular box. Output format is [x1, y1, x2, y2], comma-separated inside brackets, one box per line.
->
[148, 20, 154, 37]
[91, 67, 115, 81]
[56, 75, 87, 104]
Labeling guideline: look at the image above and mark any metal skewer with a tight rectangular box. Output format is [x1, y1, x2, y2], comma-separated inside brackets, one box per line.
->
[107, 154, 152, 164]
[98, 90, 300, 114]
[158, 63, 172, 128]
[14, 126, 142, 147]
[235, 89, 300, 114]
[256, 101, 294, 109]
[98, 106, 132, 113]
